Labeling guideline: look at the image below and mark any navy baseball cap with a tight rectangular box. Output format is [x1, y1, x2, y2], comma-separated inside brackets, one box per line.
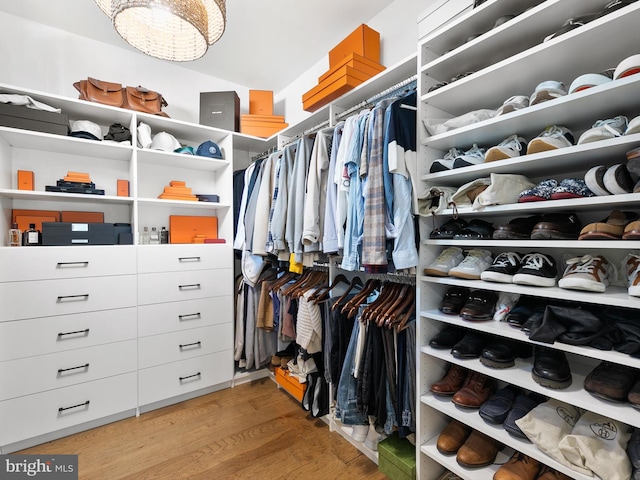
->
[196, 140, 223, 159]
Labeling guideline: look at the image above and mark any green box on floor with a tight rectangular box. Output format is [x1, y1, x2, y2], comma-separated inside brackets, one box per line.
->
[378, 433, 416, 480]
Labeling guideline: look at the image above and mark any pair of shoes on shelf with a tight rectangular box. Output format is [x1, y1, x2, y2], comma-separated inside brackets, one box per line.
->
[494, 450, 573, 480]
[578, 210, 639, 239]
[532, 347, 572, 390]
[436, 286, 498, 321]
[430, 363, 497, 408]
[430, 144, 486, 171]
[437, 419, 502, 468]
[584, 163, 635, 196]
[429, 218, 494, 240]
[518, 178, 594, 202]
[481, 251, 558, 287]
[424, 247, 493, 280]
[584, 360, 640, 404]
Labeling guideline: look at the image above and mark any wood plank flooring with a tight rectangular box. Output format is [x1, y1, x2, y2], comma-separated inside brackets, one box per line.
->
[18, 378, 390, 480]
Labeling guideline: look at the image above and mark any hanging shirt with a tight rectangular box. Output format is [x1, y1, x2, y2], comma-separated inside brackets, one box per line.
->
[322, 122, 344, 254]
[270, 143, 297, 255]
[334, 115, 359, 251]
[286, 134, 315, 264]
[252, 153, 278, 256]
[233, 163, 256, 251]
[265, 151, 284, 254]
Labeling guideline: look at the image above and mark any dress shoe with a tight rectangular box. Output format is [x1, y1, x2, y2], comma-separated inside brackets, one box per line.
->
[479, 385, 518, 424]
[452, 371, 497, 408]
[531, 347, 572, 389]
[629, 377, 640, 409]
[480, 339, 531, 369]
[536, 465, 572, 480]
[584, 361, 638, 402]
[460, 290, 498, 321]
[429, 325, 465, 349]
[430, 363, 468, 396]
[493, 451, 541, 480]
[438, 286, 471, 314]
[628, 428, 640, 470]
[437, 419, 472, 454]
[451, 331, 489, 359]
[504, 393, 545, 439]
[456, 429, 501, 468]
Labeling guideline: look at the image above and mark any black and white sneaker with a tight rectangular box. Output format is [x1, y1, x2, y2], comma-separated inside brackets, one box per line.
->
[480, 252, 522, 283]
[512, 252, 558, 287]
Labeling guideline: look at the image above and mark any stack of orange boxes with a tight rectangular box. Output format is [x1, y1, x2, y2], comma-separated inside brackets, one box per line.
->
[240, 90, 289, 138]
[302, 24, 386, 112]
[157, 180, 198, 201]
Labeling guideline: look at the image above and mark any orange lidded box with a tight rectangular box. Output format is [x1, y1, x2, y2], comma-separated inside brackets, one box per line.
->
[275, 367, 307, 402]
[169, 215, 218, 244]
[249, 90, 274, 116]
[328, 24, 380, 67]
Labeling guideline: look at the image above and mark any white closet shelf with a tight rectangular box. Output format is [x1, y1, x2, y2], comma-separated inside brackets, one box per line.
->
[136, 149, 229, 171]
[423, 347, 640, 429]
[424, 239, 640, 250]
[0, 188, 131, 205]
[420, 309, 640, 370]
[137, 198, 230, 209]
[329, 418, 379, 464]
[419, 276, 638, 310]
[136, 112, 229, 144]
[420, 393, 596, 480]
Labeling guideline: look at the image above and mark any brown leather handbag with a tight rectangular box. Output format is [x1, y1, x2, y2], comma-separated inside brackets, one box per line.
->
[73, 77, 169, 117]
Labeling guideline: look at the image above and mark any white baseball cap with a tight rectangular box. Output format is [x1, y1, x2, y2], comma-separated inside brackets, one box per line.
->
[150, 131, 181, 152]
[69, 120, 102, 141]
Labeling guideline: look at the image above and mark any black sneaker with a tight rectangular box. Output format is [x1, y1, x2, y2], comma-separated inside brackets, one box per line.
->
[512, 252, 558, 287]
[480, 252, 522, 284]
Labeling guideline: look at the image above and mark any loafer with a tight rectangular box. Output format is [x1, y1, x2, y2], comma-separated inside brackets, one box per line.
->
[437, 419, 472, 454]
[493, 215, 542, 240]
[480, 339, 531, 369]
[506, 296, 536, 328]
[531, 347, 572, 389]
[494, 451, 541, 480]
[479, 385, 518, 424]
[584, 361, 638, 402]
[430, 217, 469, 239]
[429, 325, 466, 349]
[504, 393, 545, 439]
[453, 219, 495, 240]
[460, 290, 498, 321]
[530, 212, 582, 240]
[452, 371, 497, 408]
[456, 430, 501, 468]
[430, 363, 468, 396]
[451, 331, 489, 359]
[438, 287, 471, 315]
[628, 377, 640, 408]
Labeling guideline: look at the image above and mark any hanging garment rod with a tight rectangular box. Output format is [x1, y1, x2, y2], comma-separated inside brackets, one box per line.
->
[283, 119, 332, 147]
[250, 145, 278, 161]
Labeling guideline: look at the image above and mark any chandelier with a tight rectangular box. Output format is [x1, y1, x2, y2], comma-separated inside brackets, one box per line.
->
[94, 0, 226, 62]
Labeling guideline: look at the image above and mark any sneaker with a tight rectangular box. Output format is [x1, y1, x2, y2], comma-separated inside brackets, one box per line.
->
[452, 144, 487, 169]
[495, 95, 529, 115]
[603, 163, 634, 194]
[512, 252, 558, 287]
[449, 249, 493, 280]
[578, 115, 628, 144]
[625, 254, 640, 297]
[364, 426, 387, 451]
[625, 115, 640, 136]
[549, 178, 595, 200]
[351, 424, 369, 442]
[484, 135, 527, 162]
[584, 165, 611, 196]
[430, 147, 464, 173]
[529, 80, 567, 106]
[526, 126, 574, 154]
[481, 252, 522, 283]
[423, 246, 465, 276]
[518, 179, 558, 202]
[568, 72, 613, 94]
[558, 254, 615, 293]
[614, 53, 640, 80]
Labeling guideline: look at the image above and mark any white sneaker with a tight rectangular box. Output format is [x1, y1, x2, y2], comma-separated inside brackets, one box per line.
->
[558, 254, 615, 293]
[449, 249, 492, 280]
[351, 424, 369, 442]
[485, 135, 527, 162]
[480, 252, 522, 283]
[526, 125, 574, 154]
[625, 254, 640, 297]
[423, 247, 464, 277]
[430, 148, 463, 173]
[495, 95, 529, 115]
[364, 426, 387, 451]
[578, 115, 628, 144]
[452, 144, 487, 168]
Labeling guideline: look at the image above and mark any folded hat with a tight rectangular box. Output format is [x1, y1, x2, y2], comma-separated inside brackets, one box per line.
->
[104, 122, 131, 142]
[69, 120, 102, 141]
[196, 140, 224, 159]
[150, 131, 181, 152]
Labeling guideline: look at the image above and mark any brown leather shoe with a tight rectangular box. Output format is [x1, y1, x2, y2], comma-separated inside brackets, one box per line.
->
[493, 451, 541, 480]
[430, 363, 468, 396]
[437, 419, 471, 454]
[536, 465, 572, 480]
[452, 371, 497, 408]
[456, 430, 501, 468]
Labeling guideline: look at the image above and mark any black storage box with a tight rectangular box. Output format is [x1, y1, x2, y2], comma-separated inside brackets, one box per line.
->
[113, 223, 133, 245]
[0, 103, 69, 136]
[199, 91, 240, 132]
[42, 222, 114, 246]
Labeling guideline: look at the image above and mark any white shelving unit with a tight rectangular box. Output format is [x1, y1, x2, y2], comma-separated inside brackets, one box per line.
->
[417, 0, 640, 478]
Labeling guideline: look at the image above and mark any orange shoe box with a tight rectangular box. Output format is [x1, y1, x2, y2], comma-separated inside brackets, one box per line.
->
[12, 209, 60, 232]
[275, 367, 307, 402]
[241, 123, 288, 138]
[319, 53, 385, 83]
[249, 90, 274, 116]
[117, 179, 129, 197]
[328, 24, 380, 67]
[169, 215, 218, 244]
[303, 71, 371, 112]
[17, 170, 34, 190]
[241, 114, 286, 124]
[60, 211, 104, 223]
[303, 65, 372, 103]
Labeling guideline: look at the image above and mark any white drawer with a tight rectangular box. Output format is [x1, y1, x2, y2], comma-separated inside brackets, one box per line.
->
[0, 275, 137, 321]
[137, 244, 232, 273]
[138, 324, 233, 369]
[138, 296, 232, 337]
[0, 307, 136, 362]
[0, 246, 136, 282]
[0, 340, 136, 401]
[138, 351, 232, 406]
[137, 269, 232, 305]
[0, 372, 136, 446]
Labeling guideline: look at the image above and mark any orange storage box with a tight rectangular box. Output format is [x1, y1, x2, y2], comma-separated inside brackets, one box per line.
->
[12, 209, 60, 232]
[328, 24, 380, 67]
[319, 52, 385, 83]
[275, 367, 307, 402]
[60, 211, 104, 223]
[303, 65, 372, 103]
[303, 73, 368, 112]
[169, 215, 218, 244]
[249, 90, 274, 116]
[240, 114, 286, 124]
[240, 123, 288, 138]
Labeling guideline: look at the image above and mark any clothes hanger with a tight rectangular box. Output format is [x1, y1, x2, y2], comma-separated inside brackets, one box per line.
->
[269, 271, 297, 293]
[362, 281, 396, 323]
[374, 283, 408, 326]
[343, 279, 381, 319]
[282, 269, 312, 296]
[331, 276, 364, 311]
[396, 296, 416, 332]
[384, 284, 414, 328]
[310, 273, 349, 303]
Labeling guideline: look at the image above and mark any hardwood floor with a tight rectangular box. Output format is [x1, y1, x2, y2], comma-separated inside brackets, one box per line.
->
[19, 378, 390, 479]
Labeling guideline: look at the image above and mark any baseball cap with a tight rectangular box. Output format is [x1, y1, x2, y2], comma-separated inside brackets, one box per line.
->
[175, 146, 195, 155]
[196, 140, 223, 159]
[137, 122, 152, 148]
[150, 131, 181, 152]
[104, 123, 132, 142]
[69, 120, 102, 141]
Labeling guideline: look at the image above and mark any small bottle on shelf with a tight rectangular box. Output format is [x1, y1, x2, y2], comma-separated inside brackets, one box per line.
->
[160, 226, 169, 244]
[8, 223, 21, 247]
[140, 226, 150, 245]
[149, 227, 160, 245]
[22, 223, 41, 246]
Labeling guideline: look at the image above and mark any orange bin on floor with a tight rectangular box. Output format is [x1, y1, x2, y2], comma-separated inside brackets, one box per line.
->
[275, 367, 307, 402]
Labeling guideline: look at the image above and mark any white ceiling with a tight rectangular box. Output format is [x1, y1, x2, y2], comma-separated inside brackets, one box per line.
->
[0, 0, 396, 92]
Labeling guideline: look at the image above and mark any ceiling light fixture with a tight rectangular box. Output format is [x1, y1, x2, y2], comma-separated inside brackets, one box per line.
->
[94, 0, 226, 62]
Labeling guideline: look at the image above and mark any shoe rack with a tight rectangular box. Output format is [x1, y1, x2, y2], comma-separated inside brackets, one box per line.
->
[417, 0, 640, 479]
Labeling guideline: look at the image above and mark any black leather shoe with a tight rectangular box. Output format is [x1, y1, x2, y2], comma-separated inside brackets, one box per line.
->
[460, 290, 498, 321]
[531, 347, 572, 389]
[429, 325, 466, 350]
[584, 361, 638, 402]
[439, 286, 471, 315]
[479, 385, 518, 424]
[451, 331, 489, 359]
[504, 393, 545, 439]
[480, 339, 531, 369]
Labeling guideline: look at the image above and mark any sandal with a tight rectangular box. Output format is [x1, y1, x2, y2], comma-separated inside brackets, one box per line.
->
[429, 217, 468, 239]
[579, 210, 639, 240]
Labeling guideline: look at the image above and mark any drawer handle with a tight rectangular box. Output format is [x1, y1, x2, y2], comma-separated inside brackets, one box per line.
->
[178, 284, 201, 291]
[178, 256, 201, 262]
[58, 400, 90, 412]
[179, 372, 201, 382]
[179, 341, 202, 350]
[57, 294, 90, 303]
[58, 363, 90, 374]
[58, 328, 90, 338]
[56, 261, 89, 268]
[178, 312, 201, 321]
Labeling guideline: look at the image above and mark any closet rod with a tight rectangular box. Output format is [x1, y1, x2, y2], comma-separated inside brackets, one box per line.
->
[283, 119, 331, 147]
[250, 145, 277, 161]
